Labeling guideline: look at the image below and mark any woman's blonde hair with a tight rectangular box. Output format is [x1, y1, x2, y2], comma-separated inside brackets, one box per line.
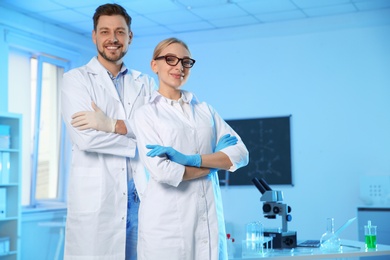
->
[152, 37, 191, 60]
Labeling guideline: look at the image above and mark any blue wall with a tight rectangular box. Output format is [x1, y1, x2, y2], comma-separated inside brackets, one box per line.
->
[126, 9, 390, 244]
[1, 5, 389, 258]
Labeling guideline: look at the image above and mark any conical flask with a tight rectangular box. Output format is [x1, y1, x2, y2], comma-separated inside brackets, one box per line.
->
[320, 217, 341, 252]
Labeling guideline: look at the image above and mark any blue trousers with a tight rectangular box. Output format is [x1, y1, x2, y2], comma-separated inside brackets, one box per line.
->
[126, 180, 140, 260]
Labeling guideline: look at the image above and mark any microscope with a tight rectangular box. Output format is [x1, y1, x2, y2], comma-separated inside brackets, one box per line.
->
[252, 177, 297, 249]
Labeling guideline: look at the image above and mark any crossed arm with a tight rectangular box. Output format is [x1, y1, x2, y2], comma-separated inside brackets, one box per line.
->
[146, 134, 238, 181]
[70, 103, 238, 181]
[71, 101, 127, 135]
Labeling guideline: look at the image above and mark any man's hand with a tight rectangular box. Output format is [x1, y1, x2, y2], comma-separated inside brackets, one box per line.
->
[215, 134, 238, 152]
[71, 102, 117, 133]
[146, 145, 201, 167]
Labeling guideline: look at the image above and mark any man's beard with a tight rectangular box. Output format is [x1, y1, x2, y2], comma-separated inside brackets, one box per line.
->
[98, 48, 127, 63]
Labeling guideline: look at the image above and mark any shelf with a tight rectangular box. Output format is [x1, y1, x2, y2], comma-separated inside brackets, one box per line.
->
[0, 184, 18, 187]
[0, 113, 22, 260]
[0, 149, 18, 153]
[0, 217, 18, 222]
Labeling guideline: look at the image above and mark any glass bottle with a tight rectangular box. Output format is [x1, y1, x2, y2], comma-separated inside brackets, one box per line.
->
[320, 217, 341, 252]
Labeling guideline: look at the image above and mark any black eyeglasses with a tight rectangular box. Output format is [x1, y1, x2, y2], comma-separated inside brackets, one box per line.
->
[155, 55, 196, 68]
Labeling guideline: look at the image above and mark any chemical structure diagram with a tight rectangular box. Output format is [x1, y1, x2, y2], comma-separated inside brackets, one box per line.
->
[236, 120, 283, 179]
[219, 116, 292, 185]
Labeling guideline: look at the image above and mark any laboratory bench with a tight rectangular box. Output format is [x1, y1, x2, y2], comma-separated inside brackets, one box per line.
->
[228, 239, 390, 259]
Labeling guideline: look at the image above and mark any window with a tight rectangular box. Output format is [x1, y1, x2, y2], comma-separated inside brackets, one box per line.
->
[30, 56, 70, 206]
[5, 20, 83, 209]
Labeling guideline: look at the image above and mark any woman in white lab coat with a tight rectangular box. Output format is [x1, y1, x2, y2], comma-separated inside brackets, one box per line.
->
[61, 56, 155, 259]
[133, 37, 249, 260]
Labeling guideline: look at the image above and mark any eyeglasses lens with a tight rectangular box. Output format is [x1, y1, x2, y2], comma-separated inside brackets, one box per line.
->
[165, 56, 194, 68]
[182, 59, 194, 68]
[165, 56, 178, 65]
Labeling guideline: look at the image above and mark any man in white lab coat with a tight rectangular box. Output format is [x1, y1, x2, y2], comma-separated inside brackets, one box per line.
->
[61, 4, 156, 260]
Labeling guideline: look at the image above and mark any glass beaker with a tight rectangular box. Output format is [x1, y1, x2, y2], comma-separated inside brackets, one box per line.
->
[364, 221, 377, 250]
[246, 221, 264, 241]
[320, 217, 341, 252]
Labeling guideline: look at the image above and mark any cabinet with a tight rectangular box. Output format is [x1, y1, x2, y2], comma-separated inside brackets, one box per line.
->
[0, 113, 22, 260]
[357, 206, 390, 260]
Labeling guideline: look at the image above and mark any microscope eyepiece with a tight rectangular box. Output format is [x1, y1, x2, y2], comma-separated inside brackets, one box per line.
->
[252, 177, 266, 194]
[259, 178, 272, 191]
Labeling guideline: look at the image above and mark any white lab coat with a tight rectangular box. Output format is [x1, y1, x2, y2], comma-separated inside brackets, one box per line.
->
[61, 57, 156, 260]
[133, 91, 249, 260]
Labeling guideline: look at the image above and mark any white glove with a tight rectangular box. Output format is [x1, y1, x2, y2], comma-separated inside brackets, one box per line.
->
[71, 102, 117, 133]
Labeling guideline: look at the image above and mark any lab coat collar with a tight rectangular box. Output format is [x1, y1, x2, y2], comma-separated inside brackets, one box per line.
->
[85, 57, 121, 102]
[124, 69, 145, 115]
[150, 90, 198, 105]
[180, 91, 192, 104]
[85, 57, 146, 108]
[106, 64, 128, 79]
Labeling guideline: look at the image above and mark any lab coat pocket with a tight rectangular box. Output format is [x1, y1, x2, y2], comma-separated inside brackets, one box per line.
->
[68, 166, 102, 213]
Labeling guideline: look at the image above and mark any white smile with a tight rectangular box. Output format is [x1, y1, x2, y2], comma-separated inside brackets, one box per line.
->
[106, 46, 120, 50]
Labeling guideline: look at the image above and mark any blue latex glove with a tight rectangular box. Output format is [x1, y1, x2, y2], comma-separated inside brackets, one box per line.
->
[215, 134, 238, 152]
[146, 145, 201, 167]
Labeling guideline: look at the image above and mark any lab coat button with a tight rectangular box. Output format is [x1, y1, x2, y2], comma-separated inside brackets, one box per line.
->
[203, 240, 208, 244]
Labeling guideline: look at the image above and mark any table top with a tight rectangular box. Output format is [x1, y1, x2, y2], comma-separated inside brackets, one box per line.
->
[229, 239, 390, 259]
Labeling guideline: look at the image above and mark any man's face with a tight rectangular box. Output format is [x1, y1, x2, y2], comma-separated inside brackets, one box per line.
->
[92, 15, 132, 64]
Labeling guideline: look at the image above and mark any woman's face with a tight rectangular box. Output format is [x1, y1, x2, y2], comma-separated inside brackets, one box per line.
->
[152, 43, 193, 92]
